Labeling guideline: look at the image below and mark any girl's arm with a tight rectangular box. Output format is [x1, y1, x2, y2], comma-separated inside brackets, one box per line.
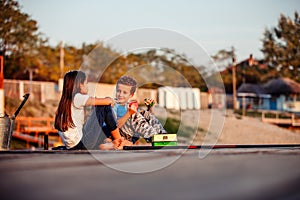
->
[85, 97, 114, 106]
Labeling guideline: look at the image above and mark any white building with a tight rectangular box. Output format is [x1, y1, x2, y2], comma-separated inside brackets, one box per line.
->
[158, 87, 200, 110]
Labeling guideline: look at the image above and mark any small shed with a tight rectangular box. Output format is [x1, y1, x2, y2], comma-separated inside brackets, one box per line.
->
[237, 78, 300, 111]
[237, 83, 271, 110]
[263, 78, 300, 95]
[237, 83, 270, 98]
[263, 78, 300, 111]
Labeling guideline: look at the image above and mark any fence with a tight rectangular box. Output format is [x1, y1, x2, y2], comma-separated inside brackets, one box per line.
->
[4, 79, 58, 103]
[261, 111, 300, 127]
[4, 79, 217, 110]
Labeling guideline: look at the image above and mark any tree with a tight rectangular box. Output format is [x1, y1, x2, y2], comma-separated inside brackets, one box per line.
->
[36, 42, 99, 81]
[261, 11, 300, 82]
[0, 0, 39, 55]
[128, 48, 206, 89]
[212, 47, 236, 93]
[83, 42, 121, 83]
[0, 0, 44, 79]
[211, 48, 236, 71]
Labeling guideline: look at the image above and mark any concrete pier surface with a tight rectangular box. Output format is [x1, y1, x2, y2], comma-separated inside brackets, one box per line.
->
[1, 147, 300, 200]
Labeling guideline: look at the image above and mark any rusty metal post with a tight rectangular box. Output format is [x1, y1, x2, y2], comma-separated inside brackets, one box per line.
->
[44, 134, 48, 150]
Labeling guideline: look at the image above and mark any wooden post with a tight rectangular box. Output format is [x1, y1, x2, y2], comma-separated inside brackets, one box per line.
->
[19, 81, 24, 100]
[261, 111, 264, 121]
[58, 42, 64, 92]
[41, 83, 45, 103]
[60, 41, 64, 78]
[242, 95, 246, 116]
[232, 57, 237, 110]
[0, 56, 4, 115]
[25, 68, 38, 100]
[292, 114, 295, 126]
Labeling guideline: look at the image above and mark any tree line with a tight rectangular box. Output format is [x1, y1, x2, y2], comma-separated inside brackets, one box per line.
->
[1, 0, 299, 93]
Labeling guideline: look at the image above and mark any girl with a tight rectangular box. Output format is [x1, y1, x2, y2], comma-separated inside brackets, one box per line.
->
[54, 70, 123, 150]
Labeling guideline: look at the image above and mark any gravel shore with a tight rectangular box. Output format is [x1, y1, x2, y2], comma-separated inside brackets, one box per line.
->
[155, 107, 300, 145]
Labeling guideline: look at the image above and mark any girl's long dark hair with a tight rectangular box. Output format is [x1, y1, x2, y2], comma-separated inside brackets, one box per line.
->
[54, 70, 86, 132]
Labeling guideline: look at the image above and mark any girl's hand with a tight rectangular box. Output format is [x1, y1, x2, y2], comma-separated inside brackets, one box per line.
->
[105, 97, 115, 107]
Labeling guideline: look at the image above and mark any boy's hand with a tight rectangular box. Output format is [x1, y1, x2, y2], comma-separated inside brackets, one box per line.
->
[144, 98, 155, 113]
[128, 103, 138, 115]
[144, 98, 155, 107]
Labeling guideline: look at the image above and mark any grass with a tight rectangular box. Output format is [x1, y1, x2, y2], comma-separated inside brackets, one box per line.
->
[161, 117, 180, 134]
[9, 139, 28, 150]
[234, 109, 261, 118]
[157, 115, 200, 141]
[5, 96, 57, 118]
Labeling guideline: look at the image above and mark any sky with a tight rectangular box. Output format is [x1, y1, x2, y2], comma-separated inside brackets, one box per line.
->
[17, 0, 300, 64]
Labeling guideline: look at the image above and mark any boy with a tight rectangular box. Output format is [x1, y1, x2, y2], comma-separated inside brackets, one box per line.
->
[113, 76, 167, 143]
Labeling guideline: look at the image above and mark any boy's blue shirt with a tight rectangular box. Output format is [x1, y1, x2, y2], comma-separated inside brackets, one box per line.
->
[102, 104, 128, 127]
[114, 103, 128, 119]
[113, 103, 140, 119]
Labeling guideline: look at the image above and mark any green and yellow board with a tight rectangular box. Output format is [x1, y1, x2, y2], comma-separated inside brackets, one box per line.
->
[152, 134, 177, 146]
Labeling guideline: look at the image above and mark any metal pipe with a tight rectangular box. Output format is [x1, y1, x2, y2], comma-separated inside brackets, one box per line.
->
[123, 144, 300, 150]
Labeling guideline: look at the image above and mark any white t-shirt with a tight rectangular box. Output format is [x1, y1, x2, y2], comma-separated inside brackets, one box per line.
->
[58, 93, 89, 149]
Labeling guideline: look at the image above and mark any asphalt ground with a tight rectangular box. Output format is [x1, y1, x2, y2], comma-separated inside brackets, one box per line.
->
[0, 147, 300, 200]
